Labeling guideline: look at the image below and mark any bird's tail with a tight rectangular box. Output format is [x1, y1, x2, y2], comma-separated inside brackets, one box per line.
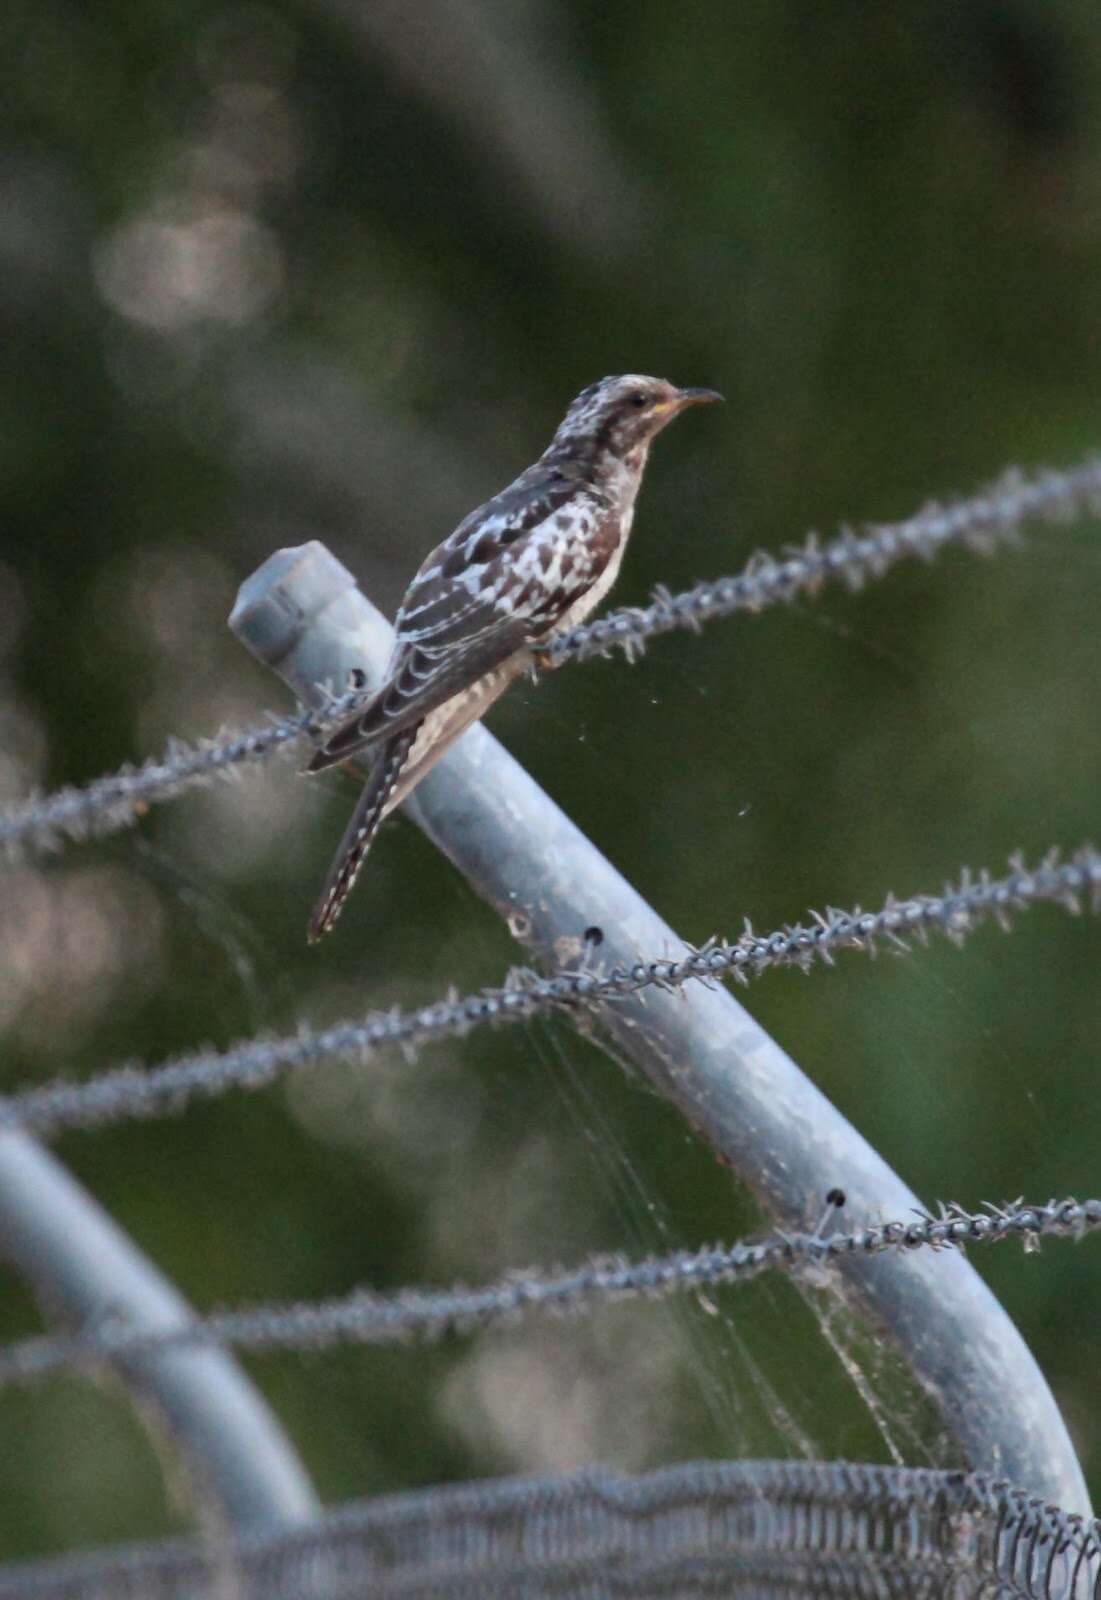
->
[307, 724, 421, 943]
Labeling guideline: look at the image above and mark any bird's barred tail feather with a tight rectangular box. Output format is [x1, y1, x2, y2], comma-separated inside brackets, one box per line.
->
[307, 724, 421, 943]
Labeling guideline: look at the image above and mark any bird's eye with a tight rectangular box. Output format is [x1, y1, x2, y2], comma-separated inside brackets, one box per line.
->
[629, 392, 648, 408]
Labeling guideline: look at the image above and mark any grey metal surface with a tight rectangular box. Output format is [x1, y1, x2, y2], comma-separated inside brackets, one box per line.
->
[0, 1127, 319, 1531]
[0, 1460, 1090, 1600]
[230, 539, 1089, 1516]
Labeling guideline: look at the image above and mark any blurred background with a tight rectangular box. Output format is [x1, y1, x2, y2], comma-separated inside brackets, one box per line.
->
[1, 0, 1101, 1564]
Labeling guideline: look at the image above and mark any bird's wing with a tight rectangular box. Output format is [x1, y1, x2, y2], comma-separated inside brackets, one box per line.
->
[307, 475, 604, 773]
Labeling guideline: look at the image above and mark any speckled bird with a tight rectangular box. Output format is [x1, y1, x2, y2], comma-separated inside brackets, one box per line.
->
[306, 374, 722, 941]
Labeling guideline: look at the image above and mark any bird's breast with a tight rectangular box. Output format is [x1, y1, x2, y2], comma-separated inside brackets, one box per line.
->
[547, 500, 631, 633]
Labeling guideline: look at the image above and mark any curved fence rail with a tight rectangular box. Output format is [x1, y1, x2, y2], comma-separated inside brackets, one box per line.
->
[228, 537, 1089, 1512]
[0, 1129, 318, 1535]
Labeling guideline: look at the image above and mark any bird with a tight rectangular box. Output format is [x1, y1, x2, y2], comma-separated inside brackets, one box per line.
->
[305, 373, 722, 941]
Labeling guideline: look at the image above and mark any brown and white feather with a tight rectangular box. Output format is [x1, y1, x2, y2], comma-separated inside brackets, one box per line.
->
[305, 373, 720, 939]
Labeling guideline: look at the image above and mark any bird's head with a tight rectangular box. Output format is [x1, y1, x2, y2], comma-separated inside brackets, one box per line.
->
[551, 374, 723, 467]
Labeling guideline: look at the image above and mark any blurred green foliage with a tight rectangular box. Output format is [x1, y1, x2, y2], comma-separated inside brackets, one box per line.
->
[1, 0, 1101, 1564]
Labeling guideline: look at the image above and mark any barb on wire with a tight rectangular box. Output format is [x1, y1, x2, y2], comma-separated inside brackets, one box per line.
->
[0, 683, 369, 863]
[3, 455, 1100, 863]
[0, 1198, 1095, 1386]
[4, 845, 1099, 1138]
[545, 455, 1101, 664]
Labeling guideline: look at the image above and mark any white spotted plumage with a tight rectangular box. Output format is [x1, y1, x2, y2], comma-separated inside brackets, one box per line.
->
[305, 373, 721, 940]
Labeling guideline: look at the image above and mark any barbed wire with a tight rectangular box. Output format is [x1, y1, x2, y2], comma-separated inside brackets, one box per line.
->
[0, 681, 367, 863]
[0, 1197, 1094, 1387]
[3, 455, 1099, 863]
[543, 455, 1101, 663]
[4, 845, 1099, 1138]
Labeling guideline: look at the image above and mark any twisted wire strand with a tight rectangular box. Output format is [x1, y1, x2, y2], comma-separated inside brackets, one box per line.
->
[545, 455, 1101, 664]
[3, 455, 1100, 862]
[5, 844, 1099, 1138]
[0, 1198, 1095, 1386]
[0, 682, 368, 863]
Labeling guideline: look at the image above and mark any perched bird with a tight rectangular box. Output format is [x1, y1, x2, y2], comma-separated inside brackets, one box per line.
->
[306, 374, 722, 941]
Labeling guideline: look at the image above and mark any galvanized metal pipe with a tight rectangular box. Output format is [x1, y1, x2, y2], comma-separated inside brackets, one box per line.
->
[0, 1128, 319, 1531]
[231, 539, 1089, 1515]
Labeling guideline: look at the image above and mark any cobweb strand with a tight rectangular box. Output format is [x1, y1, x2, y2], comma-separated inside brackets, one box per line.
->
[3, 455, 1099, 862]
[4, 845, 1098, 1138]
[0, 1198, 1094, 1386]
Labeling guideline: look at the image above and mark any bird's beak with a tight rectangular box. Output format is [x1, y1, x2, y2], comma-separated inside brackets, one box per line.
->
[674, 386, 724, 409]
